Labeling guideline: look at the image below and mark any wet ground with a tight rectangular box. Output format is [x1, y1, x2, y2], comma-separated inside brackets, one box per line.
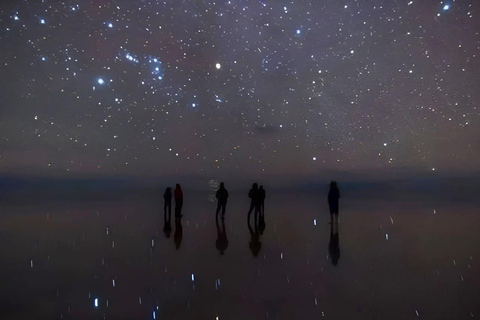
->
[0, 190, 479, 319]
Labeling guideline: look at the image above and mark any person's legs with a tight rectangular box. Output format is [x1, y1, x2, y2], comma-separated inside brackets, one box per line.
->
[221, 201, 226, 217]
[216, 202, 221, 216]
[175, 201, 180, 216]
[247, 201, 254, 222]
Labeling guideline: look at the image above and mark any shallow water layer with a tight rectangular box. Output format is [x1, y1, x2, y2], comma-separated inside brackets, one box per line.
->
[0, 191, 479, 320]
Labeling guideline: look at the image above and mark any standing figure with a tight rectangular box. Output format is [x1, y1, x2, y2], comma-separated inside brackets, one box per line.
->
[247, 183, 259, 222]
[163, 187, 172, 219]
[174, 184, 184, 217]
[328, 181, 340, 224]
[258, 185, 266, 217]
[215, 182, 229, 218]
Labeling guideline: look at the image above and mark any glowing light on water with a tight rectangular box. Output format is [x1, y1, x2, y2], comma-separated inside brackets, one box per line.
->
[94, 298, 98, 308]
[191, 274, 195, 281]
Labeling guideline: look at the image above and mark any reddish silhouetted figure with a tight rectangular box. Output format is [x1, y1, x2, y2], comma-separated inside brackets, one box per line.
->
[174, 184, 183, 217]
[328, 181, 340, 224]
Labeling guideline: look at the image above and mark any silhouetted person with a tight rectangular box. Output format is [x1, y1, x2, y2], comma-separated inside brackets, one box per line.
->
[163, 187, 172, 220]
[258, 185, 266, 217]
[215, 182, 229, 218]
[328, 222, 340, 266]
[328, 181, 340, 224]
[248, 219, 262, 257]
[174, 184, 183, 217]
[215, 215, 228, 255]
[174, 216, 183, 250]
[247, 183, 259, 222]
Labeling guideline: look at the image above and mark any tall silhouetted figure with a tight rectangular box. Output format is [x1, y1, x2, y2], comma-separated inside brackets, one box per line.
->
[248, 219, 262, 257]
[328, 181, 340, 224]
[216, 215, 228, 255]
[163, 187, 172, 219]
[328, 222, 340, 266]
[215, 182, 229, 218]
[259, 185, 266, 217]
[174, 216, 183, 250]
[247, 183, 259, 222]
[174, 184, 183, 218]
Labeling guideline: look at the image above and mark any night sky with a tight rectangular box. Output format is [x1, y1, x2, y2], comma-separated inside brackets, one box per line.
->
[1, 0, 479, 179]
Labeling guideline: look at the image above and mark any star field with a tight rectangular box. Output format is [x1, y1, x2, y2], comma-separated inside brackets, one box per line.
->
[0, 0, 479, 177]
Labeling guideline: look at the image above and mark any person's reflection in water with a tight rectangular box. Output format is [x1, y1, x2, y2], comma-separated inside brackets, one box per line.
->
[328, 222, 340, 266]
[215, 215, 228, 255]
[174, 216, 183, 250]
[248, 219, 262, 257]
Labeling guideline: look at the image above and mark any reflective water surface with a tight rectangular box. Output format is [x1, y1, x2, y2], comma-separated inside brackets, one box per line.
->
[0, 190, 479, 319]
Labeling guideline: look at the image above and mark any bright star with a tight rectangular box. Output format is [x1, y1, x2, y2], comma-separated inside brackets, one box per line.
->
[443, 5, 450, 10]
[108, 23, 113, 28]
[40, 19, 45, 24]
[97, 78, 105, 85]
[296, 29, 301, 35]
[215, 63, 221, 69]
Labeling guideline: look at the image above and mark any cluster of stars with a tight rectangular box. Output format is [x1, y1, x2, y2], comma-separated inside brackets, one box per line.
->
[0, 0, 477, 176]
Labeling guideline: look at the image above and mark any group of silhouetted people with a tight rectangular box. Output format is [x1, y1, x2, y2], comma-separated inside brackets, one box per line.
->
[160, 180, 341, 263]
[163, 184, 184, 219]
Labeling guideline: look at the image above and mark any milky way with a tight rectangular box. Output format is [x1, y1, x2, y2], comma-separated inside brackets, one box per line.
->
[0, 1, 479, 177]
